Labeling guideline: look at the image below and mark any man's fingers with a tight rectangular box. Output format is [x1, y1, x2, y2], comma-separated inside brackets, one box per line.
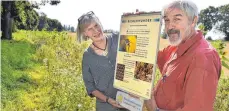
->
[129, 94, 139, 99]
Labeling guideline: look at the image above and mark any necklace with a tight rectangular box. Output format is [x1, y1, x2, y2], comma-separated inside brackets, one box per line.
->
[92, 38, 108, 56]
[92, 38, 107, 51]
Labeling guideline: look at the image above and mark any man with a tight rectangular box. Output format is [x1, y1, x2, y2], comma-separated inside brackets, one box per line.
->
[145, 0, 221, 111]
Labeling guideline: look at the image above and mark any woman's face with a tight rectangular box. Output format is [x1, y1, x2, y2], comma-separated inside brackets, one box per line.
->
[83, 22, 104, 42]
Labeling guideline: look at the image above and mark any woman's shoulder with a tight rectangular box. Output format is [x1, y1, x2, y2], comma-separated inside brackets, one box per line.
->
[106, 32, 119, 43]
[83, 48, 92, 59]
[105, 32, 118, 38]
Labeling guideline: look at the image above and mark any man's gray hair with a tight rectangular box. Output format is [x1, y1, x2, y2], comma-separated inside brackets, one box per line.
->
[162, 0, 198, 22]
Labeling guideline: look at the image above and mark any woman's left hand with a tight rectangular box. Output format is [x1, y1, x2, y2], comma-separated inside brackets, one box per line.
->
[108, 98, 125, 109]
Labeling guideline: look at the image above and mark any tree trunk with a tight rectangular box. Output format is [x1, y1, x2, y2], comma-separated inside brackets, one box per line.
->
[1, 1, 13, 40]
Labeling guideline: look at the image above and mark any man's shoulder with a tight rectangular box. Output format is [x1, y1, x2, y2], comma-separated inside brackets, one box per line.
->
[192, 46, 220, 69]
[194, 43, 219, 58]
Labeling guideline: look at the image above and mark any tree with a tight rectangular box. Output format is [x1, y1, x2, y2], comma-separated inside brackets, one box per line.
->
[1, 0, 60, 40]
[217, 4, 229, 40]
[25, 9, 39, 30]
[198, 6, 219, 32]
[70, 26, 75, 32]
[13, 1, 39, 30]
[198, 4, 229, 41]
[206, 36, 213, 41]
[46, 18, 63, 31]
[38, 12, 49, 31]
[1, 1, 14, 40]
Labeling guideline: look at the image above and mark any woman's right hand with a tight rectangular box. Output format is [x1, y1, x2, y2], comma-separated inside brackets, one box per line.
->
[108, 98, 124, 109]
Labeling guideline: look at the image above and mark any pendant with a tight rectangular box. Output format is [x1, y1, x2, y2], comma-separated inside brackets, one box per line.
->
[102, 51, 108, 56]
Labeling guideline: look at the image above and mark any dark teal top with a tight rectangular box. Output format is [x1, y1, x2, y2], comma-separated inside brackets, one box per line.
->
[82, 33, 119, 102]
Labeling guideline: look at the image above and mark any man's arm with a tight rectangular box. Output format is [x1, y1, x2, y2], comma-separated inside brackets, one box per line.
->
[176, 68, 218, 111]
[154, 68, 218, 111]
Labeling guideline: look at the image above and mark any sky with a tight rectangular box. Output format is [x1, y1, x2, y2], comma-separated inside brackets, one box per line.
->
[37, 0, 229, 39]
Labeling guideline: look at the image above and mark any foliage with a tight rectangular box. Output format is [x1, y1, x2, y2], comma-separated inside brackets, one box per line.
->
[198, 6, 219, 31]
[46, 18, 63, 31]
[37, 13, 49, 31]
[1, 30, 94, 111]
[63, 25, 75, 32]
[214, 76, 229, 111]
[34, 31, 93, 110]
[198, 24, 208, 37]
[217, 4, 229, 40]
[210, 41, 229, 111]
[211, 41, 229, 70]
[198, 4, 229, 40]
[161, 31, 167, 39]
[1, 39, 37, 110]
[1, 1, 62, 40]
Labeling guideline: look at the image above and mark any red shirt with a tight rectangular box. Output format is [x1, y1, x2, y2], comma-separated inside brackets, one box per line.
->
[155, 31, 221, 111]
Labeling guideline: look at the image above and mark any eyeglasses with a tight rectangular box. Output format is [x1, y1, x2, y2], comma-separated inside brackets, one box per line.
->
[78, 11, 94, 23]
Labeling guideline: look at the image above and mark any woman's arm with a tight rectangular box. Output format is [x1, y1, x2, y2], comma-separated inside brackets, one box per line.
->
[82, 53, 123, 108]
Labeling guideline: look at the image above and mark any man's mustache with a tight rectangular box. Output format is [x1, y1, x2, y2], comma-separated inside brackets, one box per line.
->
[167, 29, 180, 35]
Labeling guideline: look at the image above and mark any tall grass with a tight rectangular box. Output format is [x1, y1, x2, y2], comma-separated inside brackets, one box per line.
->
[1, 39, 37, 110]
[1, 30, 95, 111]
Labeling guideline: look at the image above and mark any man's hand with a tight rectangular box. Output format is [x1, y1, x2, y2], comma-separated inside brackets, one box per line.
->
[128, 93, 140, 99]
[144, 90, 158, 111]
[108, 98, 124, 109]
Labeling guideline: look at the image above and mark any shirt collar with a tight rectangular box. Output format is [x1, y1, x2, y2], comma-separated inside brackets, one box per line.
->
[176, 30, 203, 57]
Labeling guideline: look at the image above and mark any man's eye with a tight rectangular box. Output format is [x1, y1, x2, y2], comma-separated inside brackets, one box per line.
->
[174, 18, 180, 21]
[164, 19, 169, 22]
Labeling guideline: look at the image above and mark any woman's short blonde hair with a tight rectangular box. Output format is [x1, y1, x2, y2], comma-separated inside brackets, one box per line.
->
[76, 11, 103, 43]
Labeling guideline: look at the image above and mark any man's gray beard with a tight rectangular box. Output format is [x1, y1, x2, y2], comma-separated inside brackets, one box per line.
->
[167, 26, 192, 46]
[168, 33, 182, 46]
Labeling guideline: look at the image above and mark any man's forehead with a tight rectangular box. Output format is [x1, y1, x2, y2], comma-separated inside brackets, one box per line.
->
[164, 8, 184, 18]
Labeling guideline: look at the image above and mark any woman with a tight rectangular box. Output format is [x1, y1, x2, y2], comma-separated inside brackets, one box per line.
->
[77, 11, 127, 111]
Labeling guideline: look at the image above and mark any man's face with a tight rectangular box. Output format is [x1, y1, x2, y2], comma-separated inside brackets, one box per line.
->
[164, 8, 193, 46]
